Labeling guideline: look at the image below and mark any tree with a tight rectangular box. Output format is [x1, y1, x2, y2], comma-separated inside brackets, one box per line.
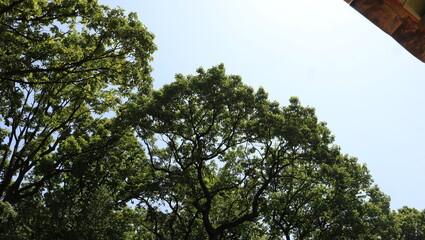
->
[1, 118, 151, 240]
[0, 1, 411, 239]
[0, 0, 156, 204]
[123, 64, 389, 240]
[0, 0, 155, 238]
[394, 206, 425, 240]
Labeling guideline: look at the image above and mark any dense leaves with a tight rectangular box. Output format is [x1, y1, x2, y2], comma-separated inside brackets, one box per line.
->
[122, 65, 396, 240]
[0, 0, 155, 204]
[1, 1, 425, 239]
[0, 0, 155, 238]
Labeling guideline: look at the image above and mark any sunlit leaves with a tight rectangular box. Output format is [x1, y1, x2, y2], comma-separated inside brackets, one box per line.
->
[0, 0, 155, 211]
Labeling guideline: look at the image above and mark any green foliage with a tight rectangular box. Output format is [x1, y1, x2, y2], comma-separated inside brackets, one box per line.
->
[0, 200, 16, 225]
[394, 206, 425, 240]
[0, 0, 155, 204]
[123, 64, 394, 240]
[1, 118, 150, 240]
[0, 0, 155, 90]
[1, 1, 423, 239]
[0, 0, 155, 239]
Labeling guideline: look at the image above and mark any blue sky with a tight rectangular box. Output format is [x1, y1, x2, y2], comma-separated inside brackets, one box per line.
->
[101, 0, 425, 210]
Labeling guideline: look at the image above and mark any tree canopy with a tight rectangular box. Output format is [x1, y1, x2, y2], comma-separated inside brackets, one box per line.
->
[1, 1, 424, 239]
[1, 0, 155, 238]
[119, 64, 397, 240]
[0, 0, 155, 204]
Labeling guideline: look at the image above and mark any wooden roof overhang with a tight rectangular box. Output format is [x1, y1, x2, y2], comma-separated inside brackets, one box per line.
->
[345, 0, 425, 62]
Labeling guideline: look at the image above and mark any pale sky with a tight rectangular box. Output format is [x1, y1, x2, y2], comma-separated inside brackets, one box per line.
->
[101, 0, 425, 210]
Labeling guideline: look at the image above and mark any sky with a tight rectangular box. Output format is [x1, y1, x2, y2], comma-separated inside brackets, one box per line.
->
[100, 0, 425, 210]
